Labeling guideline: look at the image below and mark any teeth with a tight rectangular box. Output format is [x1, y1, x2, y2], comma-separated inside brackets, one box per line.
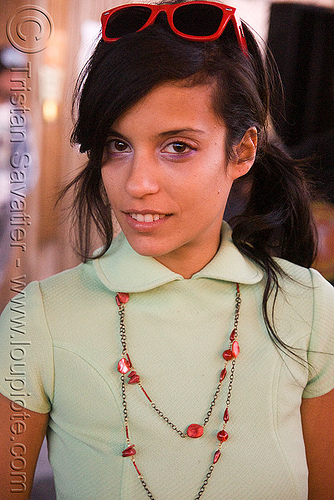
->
[130, 213, 165, 222]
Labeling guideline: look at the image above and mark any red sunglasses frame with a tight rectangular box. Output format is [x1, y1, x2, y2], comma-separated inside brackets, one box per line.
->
[101, 1, 248, 55]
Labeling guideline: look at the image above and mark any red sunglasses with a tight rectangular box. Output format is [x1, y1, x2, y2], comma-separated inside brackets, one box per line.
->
[101, 1, 248, 55]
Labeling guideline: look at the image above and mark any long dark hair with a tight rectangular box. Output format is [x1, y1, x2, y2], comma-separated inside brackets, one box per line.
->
[63, 6, 317, 360]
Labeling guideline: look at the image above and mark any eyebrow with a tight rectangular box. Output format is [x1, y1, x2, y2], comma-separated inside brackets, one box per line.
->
[107, 128, 206, 140]
[107, 130, 127, 140]
[157, 128, 206, 138]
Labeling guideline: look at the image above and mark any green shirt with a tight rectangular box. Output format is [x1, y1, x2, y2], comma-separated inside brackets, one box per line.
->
[1, 223, 333, 499]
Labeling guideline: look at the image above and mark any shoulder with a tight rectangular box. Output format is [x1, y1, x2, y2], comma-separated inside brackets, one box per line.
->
[267, 257, 334, 345]
[275, 257, 333, 297]
[1, 258, 114, 334]
[38, 257, 110, 299]
[269, 258, 334, 398]
[39, 259, 95, 292]
[33, 258, 114, 326]
[273, 257, 334, 322]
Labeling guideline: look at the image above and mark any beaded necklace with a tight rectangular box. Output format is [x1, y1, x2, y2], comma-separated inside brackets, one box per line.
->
[115, 283, 241, 499]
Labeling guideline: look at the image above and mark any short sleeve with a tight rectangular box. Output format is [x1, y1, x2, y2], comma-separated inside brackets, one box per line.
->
[0, 281, 54, 413]
[302, 269, 334, 398]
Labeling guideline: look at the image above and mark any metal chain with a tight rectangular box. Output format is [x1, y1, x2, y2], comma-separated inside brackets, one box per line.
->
[145, 376, 224, 436]
[137, 460, 219, 500]
[203, 381, 223, 427]
[233, 285, 241, 334]
[121, 375, 128, 425]
[225, 284, 240, 409]
[139, 477, 157, 499]
[150, 402, 187, 438]
[119, 287, 240, 436]
[226, 359, 236, 407]
[117, 283, 241, 500]
[118, 306, 127, 355]
[194, 465, 215, 500]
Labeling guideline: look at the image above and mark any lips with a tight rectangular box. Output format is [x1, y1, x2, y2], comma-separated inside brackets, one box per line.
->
[122, 211, 170, 231]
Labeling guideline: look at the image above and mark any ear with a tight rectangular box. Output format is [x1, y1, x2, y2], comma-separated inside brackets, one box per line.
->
[229, 127, 257, 180]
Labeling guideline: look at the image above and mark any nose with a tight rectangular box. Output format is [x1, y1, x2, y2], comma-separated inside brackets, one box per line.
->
[125, 153, 160, 198]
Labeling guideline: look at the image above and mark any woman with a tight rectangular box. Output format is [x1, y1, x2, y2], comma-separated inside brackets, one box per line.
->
[0, 2, 333, 499]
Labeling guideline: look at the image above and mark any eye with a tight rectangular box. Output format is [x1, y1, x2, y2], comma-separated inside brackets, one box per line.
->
[162, 141, 194, 155]
[105, 139, 131, 154]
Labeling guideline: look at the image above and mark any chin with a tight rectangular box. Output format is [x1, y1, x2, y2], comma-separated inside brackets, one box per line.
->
[125, 235, 165, 258]
[128, 234, 183, 263]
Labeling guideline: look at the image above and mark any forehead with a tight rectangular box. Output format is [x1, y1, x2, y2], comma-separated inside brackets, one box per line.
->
[111, 81, 223, 135]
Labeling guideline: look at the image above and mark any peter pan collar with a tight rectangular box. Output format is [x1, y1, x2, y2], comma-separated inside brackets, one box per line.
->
[93, 222, 263, 293]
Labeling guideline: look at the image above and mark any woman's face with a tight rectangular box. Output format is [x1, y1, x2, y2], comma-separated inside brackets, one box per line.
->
[101, 82, 250, 278]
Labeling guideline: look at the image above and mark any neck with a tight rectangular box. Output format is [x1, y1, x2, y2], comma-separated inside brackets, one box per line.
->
[154, 235, 221, 279]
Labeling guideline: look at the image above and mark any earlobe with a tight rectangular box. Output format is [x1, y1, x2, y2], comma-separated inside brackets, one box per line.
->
[231, 127, 258, 178]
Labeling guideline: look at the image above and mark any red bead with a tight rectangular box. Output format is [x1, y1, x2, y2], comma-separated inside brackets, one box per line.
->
[220, 367, 227, 381]
[223, 407, 229, 423]
[128, 374, 140, 384]
[122, 445, 136, 457]
[230, 329, 237, 341]
[223, 349, 233, 361]
[140, 385, 152, 403]
[118, 358, 131, 374]
[133, 460, 141, 476]
[232, 340, 240, 358]
[115, 292, 129, 306]
[187, 424, 204, 438]
[213, 450, 221, 464]
[128, 371, 137, 378]
[217, 429, 228, 442]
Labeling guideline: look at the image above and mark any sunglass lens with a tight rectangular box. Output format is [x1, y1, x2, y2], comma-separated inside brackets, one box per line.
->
[105, 6, 152, 39]
[173, 4, 223, 37]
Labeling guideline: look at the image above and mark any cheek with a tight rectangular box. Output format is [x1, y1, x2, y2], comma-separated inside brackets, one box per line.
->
[102, 165, 119, 189]
[101, 169, 109, 192]
[207, 172, 233, 214]
[185, 173, 228, 214]
[101, 168, 118, 205]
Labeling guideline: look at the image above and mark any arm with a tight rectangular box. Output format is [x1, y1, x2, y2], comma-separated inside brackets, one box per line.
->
[0, 393, 49, 499]
[301, 388, 334, 500]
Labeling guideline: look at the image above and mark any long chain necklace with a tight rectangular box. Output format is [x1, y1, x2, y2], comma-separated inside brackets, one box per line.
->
[115, 283, 241, 499]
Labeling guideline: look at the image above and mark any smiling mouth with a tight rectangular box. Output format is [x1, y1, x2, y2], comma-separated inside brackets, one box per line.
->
[129, 213, 167, 222]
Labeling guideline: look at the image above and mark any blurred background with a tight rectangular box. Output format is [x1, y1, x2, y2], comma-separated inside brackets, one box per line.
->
[0, 0, 333, 497]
